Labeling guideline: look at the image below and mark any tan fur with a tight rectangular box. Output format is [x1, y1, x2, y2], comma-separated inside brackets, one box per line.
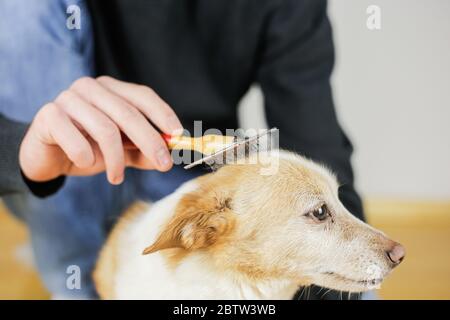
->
[140, 161, 333, 282]
[143, 190, 235, 254]
[94, 151, 404, 298]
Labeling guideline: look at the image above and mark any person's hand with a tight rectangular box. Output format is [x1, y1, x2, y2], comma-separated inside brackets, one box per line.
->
[19, 76, 183, 185]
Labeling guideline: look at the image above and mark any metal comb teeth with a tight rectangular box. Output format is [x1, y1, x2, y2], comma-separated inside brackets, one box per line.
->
[184, 128, 278, 170]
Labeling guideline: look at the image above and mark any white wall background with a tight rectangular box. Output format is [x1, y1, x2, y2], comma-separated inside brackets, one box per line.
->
[239, 0, 450, 200]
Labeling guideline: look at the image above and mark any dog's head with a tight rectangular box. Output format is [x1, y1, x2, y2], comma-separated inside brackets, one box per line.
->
[143, 151, 404, 293]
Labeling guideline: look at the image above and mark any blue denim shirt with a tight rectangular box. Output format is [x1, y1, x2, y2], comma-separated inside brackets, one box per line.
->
[0, 0, 94, 122]
[0, 0, 201, 298]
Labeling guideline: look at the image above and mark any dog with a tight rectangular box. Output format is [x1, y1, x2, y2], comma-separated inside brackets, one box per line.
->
[93, 150, 404, 299]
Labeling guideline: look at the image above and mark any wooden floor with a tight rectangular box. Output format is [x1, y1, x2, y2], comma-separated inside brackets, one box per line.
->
[0, 203, 49, 299]
[0, 200, 449, 300]
[365, 200, 450, 300]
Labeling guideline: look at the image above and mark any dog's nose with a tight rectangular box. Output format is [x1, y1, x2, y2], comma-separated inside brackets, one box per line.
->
[386, 242, 405, 266]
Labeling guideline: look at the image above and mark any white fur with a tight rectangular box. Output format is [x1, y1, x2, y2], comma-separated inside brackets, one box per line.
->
[98, 151, 403, 298]
[112, 180, 298, 299]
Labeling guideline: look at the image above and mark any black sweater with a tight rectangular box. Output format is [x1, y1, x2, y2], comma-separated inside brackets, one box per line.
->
[0, 116, 29, 195]
[0, 0, 363, 221]
[0, 116, 65, 197]
[87, 0, 363, 220]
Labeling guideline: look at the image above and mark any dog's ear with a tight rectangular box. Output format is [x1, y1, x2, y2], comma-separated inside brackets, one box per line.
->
[142, 192, 234, 255]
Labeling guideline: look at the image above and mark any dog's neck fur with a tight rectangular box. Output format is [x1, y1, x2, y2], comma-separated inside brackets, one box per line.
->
[113, 181, 299, 299]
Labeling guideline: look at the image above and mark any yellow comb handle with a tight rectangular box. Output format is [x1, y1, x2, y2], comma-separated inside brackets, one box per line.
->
[163, 134, 235, 156]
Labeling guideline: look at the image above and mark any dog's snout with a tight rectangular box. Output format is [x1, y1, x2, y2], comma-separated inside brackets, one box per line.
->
[386, 242, 405, 266]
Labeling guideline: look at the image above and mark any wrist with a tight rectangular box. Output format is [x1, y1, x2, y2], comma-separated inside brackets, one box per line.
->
[20, 170, 66, 198]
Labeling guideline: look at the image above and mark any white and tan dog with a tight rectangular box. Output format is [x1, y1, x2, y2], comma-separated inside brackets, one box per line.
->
[93, 150, 404, 299]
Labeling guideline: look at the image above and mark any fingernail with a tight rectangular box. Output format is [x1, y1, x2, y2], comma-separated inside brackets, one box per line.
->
[167, 115, 183, 135]
[157, 148, 172, 168]
[112, 173, 124, 185]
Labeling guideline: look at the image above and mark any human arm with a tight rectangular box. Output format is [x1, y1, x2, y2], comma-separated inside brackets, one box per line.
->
[258, 0, 364, 220]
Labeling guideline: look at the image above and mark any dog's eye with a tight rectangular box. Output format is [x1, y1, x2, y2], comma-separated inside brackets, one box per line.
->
[310, 205, 329, 221]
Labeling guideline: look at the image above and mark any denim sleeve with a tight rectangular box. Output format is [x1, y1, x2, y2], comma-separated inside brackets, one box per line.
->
[0, 0, 93, 196]
[0, 0, 94, 123]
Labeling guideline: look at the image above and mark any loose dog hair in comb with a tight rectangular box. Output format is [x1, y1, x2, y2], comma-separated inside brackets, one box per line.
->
[162, 128, 278, 170]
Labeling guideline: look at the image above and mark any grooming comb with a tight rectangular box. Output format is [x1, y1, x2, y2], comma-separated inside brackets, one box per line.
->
[162, 128, 278, 169]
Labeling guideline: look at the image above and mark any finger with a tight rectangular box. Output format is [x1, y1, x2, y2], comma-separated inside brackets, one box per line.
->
[96, 76, 183, 135]
[40, 103, 95, 170]
[55, 90, 125, 184]
[70, 77, 172, 171]
[124, 149, 158, 170]
[65, 139, 105, 176]
[72, 142, 159, 173]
